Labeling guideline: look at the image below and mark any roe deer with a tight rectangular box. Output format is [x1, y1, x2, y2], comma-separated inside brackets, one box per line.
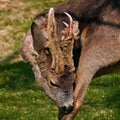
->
[21, 0, 120, 119]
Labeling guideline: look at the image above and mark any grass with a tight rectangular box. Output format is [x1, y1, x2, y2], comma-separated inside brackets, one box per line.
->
[0, 0, 120, 120]
[75, 73, 120, 120]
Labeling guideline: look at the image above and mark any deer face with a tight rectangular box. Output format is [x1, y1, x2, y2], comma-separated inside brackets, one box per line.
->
[29, 8, 79, 109]
[35, 47, 75, 109]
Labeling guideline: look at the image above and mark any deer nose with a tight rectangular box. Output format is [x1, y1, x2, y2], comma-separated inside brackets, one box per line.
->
[63, 102, 74, 113]
[66, 104, 74, 113]
[63, 105, 74, 114]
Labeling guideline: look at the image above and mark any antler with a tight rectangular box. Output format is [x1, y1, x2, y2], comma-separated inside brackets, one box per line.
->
[47, 8, 64, 74]
[47, 8, 79, 73]
[64, 12, 73, 35]
[60, 12, 76, 72]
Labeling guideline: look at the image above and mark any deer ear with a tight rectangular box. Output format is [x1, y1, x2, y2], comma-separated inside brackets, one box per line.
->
[31, 16, 48, 52]
[31, 8, 58, 54]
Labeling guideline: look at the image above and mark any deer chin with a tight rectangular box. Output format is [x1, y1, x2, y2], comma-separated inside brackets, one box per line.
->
[43, 85, 74, 109]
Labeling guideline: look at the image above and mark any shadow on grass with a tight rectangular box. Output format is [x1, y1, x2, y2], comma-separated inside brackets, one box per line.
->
[106, 89, 120, 109]
[75, 71, 120, 120]
[95, 62, 120, 108]
[0, 60, 38, 90]
[0, 51, 39, 91]
[89, 67, 120, 109]
[0, 53, 58, 120]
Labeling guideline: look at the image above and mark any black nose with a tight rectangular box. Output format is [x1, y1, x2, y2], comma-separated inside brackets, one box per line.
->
[63, 105, 74, 114]
[58, 105, 74, 120]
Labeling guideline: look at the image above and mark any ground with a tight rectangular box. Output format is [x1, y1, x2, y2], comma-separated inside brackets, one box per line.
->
[0, 0, 120, 120]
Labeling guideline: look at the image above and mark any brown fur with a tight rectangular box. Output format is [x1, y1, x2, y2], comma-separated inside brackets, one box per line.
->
[62, 1, 120, 120]
[21, 0, 120, 120]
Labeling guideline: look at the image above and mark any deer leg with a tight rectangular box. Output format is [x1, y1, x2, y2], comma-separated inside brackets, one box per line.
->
[61, 49, 101, 120]
[61, 36, 120, 120]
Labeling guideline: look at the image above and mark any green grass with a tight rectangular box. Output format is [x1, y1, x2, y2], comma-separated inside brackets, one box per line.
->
[0, 0, 120, 120]
[0, 61, 58, 120]
[75, 73, 120, 120]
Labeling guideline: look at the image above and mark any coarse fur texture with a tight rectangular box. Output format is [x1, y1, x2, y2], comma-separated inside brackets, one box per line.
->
[21, 0, 120, 120]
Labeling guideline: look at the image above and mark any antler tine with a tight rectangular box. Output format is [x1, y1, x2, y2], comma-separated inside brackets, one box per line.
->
[64, 12, 73, 23]
[63, 21, 69, 27]
[64, 12, 73, 34]
[60, 12, 75, 72]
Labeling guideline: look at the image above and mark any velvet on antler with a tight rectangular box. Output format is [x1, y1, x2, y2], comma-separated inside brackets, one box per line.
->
[47, 8, 65, 74]
[46, 8, 80, 74]
[60, 13, 80, 72]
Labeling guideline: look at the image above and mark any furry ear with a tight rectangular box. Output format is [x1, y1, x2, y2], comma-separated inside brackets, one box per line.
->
[21, 30, 43, 86]
[31, 17, 48, 52]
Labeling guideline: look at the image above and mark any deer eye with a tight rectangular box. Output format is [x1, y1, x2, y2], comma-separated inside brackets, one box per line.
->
[49, 80, 59, 88]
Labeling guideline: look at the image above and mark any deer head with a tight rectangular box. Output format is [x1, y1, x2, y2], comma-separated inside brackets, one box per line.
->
[21, 8, 80, 111]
